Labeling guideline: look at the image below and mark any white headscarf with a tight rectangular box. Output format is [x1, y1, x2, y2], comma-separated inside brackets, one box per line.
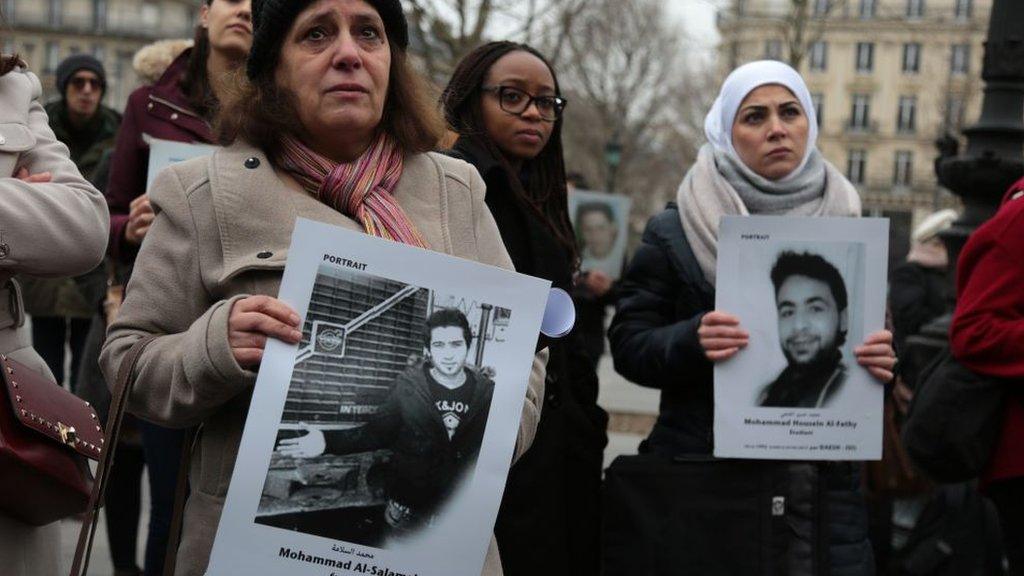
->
[678, 60, 861, 285]
[703, 60, 819, 180]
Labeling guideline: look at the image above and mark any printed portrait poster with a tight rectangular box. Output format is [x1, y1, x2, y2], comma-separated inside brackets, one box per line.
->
[144, 137, 217, 190]
[713, 216, 889, 461]
[568, 189, 632, 280]
[204, 219, 550, 576]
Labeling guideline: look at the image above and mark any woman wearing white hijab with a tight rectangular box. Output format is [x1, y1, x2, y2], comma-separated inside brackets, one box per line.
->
[607, 61, 895, 573]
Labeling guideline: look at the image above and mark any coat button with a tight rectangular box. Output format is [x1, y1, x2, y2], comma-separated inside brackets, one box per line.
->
[0, 244, 9, 259]
[257, 251, 272, 259]
[170, 112, 179, 120]
[147, 103, 153, 110]
[244, 157, 261, 169]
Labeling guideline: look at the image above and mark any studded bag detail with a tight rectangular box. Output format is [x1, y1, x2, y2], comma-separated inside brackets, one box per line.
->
[0, 353, 102, 526]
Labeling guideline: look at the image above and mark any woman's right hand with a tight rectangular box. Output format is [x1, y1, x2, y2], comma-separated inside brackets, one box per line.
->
[228, 295, 303, 368]
[125, 194, 155, 244]
[698, 311, 749, 362]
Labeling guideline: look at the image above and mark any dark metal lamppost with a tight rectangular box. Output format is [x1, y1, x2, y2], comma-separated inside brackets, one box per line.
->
[903, 0, 1024, 376]
[604, 134, 623, 194]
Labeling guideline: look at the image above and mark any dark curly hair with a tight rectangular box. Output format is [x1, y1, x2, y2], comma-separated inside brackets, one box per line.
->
[423, 308, 472, 348]
[770, 251, 849, 313]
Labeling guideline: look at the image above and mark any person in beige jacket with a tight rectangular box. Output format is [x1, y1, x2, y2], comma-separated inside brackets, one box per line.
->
[0, 58, 110, 575]
[99, 1, 546, 575]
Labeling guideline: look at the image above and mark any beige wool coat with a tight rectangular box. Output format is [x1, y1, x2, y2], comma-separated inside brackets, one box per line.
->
[100, 140, 547, 576]
[0, 68, 109, 576]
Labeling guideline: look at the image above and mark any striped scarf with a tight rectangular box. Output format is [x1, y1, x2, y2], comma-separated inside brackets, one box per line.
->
[277, 134, 428, 248]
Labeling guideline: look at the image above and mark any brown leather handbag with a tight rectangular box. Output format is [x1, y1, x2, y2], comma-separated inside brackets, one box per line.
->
[0, 353, 104, 526]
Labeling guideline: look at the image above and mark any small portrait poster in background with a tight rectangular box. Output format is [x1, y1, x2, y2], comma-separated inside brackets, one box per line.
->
[713, 216, 889, 461]
[204, 219, 550, 576]
[568, 189, 632, 280]
[143, 137, 216, 190]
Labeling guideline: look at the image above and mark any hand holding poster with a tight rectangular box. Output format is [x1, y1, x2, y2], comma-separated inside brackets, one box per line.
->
[204, 219, 550, 576]
[713, 216, 889, 461]
[567, 189, 631, 280]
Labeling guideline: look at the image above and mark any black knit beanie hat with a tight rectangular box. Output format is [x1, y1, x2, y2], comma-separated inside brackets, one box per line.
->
[246, 0, 408, 81]
[56, 54, 106, 98]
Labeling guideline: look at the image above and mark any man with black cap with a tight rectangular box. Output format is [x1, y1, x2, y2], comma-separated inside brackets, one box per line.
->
[21, 54, 121, 390]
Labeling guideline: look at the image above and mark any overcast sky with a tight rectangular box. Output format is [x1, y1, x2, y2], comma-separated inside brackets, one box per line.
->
[666, 0, 723, 64]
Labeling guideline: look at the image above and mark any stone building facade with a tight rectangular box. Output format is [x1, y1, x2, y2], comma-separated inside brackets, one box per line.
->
[1, 0, 200, 109]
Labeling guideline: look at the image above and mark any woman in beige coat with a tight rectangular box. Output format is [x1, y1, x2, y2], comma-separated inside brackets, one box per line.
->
[0, 57, 110, 575]
[99, 1, 545, 575]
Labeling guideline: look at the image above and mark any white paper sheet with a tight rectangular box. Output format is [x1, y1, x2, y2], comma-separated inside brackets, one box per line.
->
[713, 216, 889, 461]
[205, 219, 551, 576]
[144, 137, 216, 190]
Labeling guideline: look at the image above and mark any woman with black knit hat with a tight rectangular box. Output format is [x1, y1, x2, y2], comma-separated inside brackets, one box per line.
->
[442, 41, 608, 576]
[100, 1, 546, 575]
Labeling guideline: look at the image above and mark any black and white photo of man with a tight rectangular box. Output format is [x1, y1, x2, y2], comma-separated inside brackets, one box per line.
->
[276, 308, 495, 532]
[758, 251, 850, 408]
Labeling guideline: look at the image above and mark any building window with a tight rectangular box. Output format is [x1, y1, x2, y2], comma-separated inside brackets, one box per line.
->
[810, 93, 824, 126]
[68, 45, 81, 55]
[2, 0, 14, 23]
[859, 0, 876, 19]
[946, 96, 966, 129]
[92, 43, 105, 63]
[906, 0, 924, 18]
[902, 43, 921, 73]
[951, 44, 970, 75]
[897, 96, 917, 132]
[48, 0, 62, 27]
[850, 94, 871, 129]
[855, 42, 874, 73]
[847, 150, 867, 185]
[894, 151, 914, 187]
[764, 39, 783, 61]
[812, 0, 831, 17]
[44, 41, 59, 74]
[2, 39, 14, 57]
[809, 41, 828, 72]
[93, 0, 107, 30]
[954, 0, 972, 20]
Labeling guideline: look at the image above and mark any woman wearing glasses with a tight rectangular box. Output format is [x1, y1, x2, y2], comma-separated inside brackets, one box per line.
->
[442, 42, 607, 575]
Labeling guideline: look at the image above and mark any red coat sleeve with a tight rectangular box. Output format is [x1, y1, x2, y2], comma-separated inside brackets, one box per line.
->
[950, 209, 1024, 379]
[105, 87, 151, 263]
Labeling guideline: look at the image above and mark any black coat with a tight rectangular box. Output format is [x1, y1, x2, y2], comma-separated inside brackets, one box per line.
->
[448, 139, 608, 575]
[609, 204, 874, 576]
[323, 364, 493, 516]
[889, 261, 949, 352]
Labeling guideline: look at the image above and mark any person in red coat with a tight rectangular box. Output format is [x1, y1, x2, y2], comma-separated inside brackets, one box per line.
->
[950, 175, 1024, 575]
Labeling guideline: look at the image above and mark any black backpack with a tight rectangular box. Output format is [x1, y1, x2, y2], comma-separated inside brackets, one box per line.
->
[893, 483, 1004, 576]
[901, 346, 1007, 483]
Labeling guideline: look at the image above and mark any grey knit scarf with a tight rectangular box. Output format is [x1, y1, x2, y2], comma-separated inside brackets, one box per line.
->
[677, 145, 862, 286]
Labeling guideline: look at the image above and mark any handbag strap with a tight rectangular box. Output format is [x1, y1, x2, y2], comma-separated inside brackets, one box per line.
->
[70, 334, 158, 576]
[163, 426, 198, 576]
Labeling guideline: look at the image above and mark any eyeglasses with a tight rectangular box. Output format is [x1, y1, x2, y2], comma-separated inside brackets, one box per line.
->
[69, 77, 103, 91]
[481, 85, 567, 121]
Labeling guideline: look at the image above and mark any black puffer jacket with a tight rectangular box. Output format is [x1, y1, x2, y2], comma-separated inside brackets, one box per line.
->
[609, 204, 873, 576]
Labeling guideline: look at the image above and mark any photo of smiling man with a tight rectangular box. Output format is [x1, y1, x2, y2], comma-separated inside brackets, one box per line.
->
[758, 251, 850, 408]
[276, 307, 495, 534]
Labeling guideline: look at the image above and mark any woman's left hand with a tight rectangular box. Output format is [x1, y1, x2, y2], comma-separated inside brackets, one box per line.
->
[14, 167, 52, 183]
[855, 330, 897, 384]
